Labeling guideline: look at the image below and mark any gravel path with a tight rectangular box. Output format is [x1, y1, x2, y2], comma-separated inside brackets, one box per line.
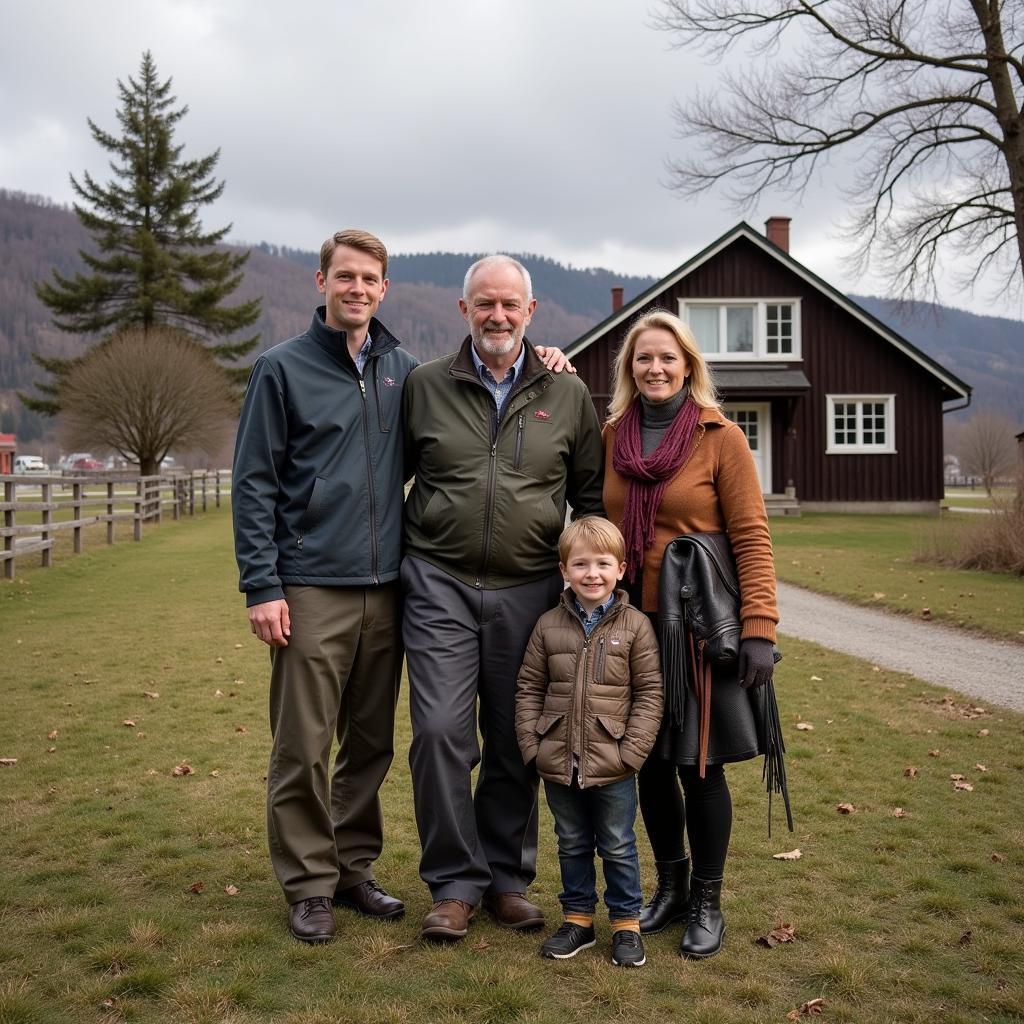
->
[776, 582, 1024, 712]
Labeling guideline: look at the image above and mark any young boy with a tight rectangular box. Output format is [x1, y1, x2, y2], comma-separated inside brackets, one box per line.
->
[515, 517, 663, 967]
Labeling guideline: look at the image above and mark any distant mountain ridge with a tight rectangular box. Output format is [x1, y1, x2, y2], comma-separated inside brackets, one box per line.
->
[2, 189, 1021, 441]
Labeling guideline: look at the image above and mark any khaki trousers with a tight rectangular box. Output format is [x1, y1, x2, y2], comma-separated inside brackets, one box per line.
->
[267, 583, 401, 903]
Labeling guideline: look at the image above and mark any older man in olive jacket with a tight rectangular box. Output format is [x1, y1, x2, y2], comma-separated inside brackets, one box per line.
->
[402, 254, 605, 942]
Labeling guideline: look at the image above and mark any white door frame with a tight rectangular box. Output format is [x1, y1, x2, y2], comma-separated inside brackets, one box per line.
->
[723, 402, 772, 494]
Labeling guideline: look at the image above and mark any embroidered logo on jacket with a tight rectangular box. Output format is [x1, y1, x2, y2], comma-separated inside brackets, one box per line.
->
[611, 635, 621, 646]
[534, 409, 551, 420]
[382, 376, 396, 387]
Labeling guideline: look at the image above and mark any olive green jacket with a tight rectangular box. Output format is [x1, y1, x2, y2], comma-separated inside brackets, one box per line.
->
[403, 337, 605, 589]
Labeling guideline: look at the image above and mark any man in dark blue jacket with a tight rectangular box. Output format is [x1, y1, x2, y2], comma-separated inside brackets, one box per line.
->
[232, 229, 415, 943]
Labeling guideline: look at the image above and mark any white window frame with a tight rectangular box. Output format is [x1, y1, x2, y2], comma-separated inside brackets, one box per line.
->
[678, 298, 802, 361]
[826, 394, 896, 454]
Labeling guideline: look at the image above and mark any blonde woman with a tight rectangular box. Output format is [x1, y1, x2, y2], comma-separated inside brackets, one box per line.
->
[602, 310, 779, 958]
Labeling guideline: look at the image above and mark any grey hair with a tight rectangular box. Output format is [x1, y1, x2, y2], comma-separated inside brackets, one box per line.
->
[462, 254, 533, 302]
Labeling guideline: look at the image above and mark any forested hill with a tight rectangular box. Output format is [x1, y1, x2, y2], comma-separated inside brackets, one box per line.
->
[2, 189, 1022, 441]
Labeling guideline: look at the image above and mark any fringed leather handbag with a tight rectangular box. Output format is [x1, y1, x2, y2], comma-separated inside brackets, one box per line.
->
[658, 533, 794, 835]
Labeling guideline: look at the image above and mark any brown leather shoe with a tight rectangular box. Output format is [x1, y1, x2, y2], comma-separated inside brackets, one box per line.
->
[333, 880, 405, 921]
[289, 896, 336, 944]
[482, 892, 544, 931]
[420, 899, 476, 941]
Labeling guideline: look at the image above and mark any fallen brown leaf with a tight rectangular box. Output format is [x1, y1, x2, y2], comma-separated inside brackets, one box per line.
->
[953, 780, 974, 792]
[796, 722, 814, 731]
[773, 848, 802, 860]
[47, 730, 58, 740]
[187, 881, 204, 894]
[975, 763, 988, 772]
[903, 766, 918, 778]
[215, 657, 224, 664]
[787, 997, 827, 1019]
[471, 937, 490, 950]
[996, 978, 1008, 991]
[921, 607, 932, 619]
[143, 691, 159, 699]
[225, 884, 240, 896]
[872, 591, 886, 599]
[950, 773, 966, 781]
[810, 675, 823, 681]
[122, 719, 136, 728]
[978, 728, 990, 737]
[836, 803, 856, 814]
[100, 997, 118, 1012]
[928, 749, 941, 757]
[756, 922, 797, 948]
[172, 763, 194, 777]
[991, 852, 1005, 863]
[209, 769, 221, 778]
[958, 929, 972, 945]
[892, 807, 906, 818]
[214, 689, 225, 697]
[47, 746, 57, 754]
[0, 758, 17, 766]
[234, 725, 247, 734]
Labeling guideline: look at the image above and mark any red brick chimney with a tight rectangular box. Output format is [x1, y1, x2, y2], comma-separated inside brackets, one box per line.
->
[611, 286, 624, 312]
[765, 216, 791, 252]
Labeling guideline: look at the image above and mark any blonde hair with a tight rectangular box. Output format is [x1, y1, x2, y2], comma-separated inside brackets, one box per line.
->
[606, 309, 719, 426]
[558, 517, 626, 564]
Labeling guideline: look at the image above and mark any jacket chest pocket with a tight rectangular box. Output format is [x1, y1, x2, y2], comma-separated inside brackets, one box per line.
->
[370, 369, 401, 432]
[510, 410, 561, 480]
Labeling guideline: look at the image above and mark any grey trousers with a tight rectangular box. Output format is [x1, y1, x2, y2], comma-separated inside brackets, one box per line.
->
[401, 555, 563, 903]
[267, 583, 401, 903]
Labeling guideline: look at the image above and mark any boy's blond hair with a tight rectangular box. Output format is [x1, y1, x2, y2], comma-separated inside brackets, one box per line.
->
[558, 517, 626, 564]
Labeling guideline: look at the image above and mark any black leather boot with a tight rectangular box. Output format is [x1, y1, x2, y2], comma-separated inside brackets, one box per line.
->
[639, 857, 690, 934]
[679, 876, 725, 958]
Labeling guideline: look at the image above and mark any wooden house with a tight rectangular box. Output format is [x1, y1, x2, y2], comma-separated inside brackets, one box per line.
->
[566, 218, 972, 514]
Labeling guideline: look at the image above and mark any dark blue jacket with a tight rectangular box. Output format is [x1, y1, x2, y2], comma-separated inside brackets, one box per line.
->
[232, 308, 418, 606]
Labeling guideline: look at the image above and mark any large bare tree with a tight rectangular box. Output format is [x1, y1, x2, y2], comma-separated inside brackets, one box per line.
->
[655, 0, 1024, 300]
[58, 327, 234, 477]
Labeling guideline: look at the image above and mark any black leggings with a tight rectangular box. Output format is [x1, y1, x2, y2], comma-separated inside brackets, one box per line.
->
[638, 757, 732, 880]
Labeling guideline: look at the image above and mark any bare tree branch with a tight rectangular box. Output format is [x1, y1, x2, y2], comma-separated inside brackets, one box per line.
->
[656, 0, 1024, 300]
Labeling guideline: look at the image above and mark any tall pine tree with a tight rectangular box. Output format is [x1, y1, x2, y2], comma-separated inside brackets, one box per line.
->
[28, 51, 259, 413]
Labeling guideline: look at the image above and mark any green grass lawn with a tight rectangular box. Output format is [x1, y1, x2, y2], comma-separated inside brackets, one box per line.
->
[2, 508, 1023, 1023]
[772, 514, 1024, 642]
[943, 487, 1016, 511]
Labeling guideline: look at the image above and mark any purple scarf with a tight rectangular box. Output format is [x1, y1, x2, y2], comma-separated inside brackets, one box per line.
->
[612, 396, 701, 581]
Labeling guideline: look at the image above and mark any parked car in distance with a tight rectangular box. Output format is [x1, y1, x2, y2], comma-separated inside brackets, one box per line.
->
[58, 452, 96, 471]
[13, 455, 50, 474]
[71, 456, 103, 471]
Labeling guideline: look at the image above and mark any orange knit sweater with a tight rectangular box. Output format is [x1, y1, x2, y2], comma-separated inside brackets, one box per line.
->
[602, 405, 778, 642]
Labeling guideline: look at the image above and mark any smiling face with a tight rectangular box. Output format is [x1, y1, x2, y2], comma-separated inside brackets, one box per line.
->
[459, 261, 536, 361]
[631, 327, 691, 403]
[560, 543, 626, 615]
[315, 244, 388, 339]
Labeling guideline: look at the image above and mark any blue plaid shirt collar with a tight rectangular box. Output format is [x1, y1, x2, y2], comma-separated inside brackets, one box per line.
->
[354, 331, 374, 376]
[471, 343, 526, 411]
[572, 592, 616, 636]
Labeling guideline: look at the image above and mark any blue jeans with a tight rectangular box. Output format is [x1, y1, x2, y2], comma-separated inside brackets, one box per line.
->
[543, 774, 642, 919]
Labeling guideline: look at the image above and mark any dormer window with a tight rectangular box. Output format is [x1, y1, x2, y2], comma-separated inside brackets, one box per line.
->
[680, 299, 801, 360]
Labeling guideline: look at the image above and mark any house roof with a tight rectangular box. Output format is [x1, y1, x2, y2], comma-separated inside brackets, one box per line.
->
[565, 221, 972, 403]
[711, 365, 811, 395]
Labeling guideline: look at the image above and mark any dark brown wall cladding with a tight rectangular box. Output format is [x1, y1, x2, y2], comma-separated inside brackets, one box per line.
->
[571, 233, 949, 501]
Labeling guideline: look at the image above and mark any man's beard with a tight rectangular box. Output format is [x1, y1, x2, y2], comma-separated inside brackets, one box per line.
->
[472, 321, 522, 356]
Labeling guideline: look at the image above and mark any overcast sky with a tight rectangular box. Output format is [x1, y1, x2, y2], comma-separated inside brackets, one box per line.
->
[1, 0, 1017, 318]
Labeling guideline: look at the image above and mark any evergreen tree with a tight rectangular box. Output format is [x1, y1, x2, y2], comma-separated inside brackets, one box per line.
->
[28, 51, 259, 413]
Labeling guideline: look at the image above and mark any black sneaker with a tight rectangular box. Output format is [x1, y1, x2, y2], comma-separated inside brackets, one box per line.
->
[539, 921, 596, 959]
[611, 929, 646, 967]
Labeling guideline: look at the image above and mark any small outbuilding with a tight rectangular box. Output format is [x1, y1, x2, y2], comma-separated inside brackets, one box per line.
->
[566, 219, 972, 514]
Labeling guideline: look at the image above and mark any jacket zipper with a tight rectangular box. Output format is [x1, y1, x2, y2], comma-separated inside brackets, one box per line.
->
[513, 413, 525, 469]
[571, 636, 590, 788]
[594, 637, 606, 684]
[358, 376, 380, 583]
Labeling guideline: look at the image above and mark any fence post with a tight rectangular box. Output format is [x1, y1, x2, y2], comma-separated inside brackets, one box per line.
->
[3, 479, 13, 580]
[134, 479, 143, 541]
[215, 469, 221, 509]
[41, 482, 52, 567]
[189, 474, 196, 516]
[107, 481, 115, 544]
[73, 481, 83, 554]
[201, 471, 208, 512]
[155, 477, 163, 525]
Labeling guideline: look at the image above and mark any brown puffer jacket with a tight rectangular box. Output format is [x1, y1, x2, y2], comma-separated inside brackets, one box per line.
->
[515, 589, 664, 788]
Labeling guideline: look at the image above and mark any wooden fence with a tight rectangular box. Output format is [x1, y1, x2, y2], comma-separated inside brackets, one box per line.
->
[1, 470, 229, 580]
